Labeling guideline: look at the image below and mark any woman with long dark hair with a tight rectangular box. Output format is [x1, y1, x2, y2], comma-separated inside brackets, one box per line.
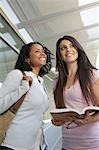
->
[0, 42, 53, 150]
[52, 36, 99, 150]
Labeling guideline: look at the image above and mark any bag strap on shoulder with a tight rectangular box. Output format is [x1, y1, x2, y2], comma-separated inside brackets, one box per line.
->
[10, 71, 27, 114]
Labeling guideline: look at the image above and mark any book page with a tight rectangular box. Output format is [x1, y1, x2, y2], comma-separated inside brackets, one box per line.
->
[51, 106, 99, 121]
[83, 106, 99, 115]
[50, 108, 84, 121]
[51, 108, 80, 114]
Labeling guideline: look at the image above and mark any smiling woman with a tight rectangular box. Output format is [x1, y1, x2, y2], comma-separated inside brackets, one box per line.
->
[52, 35, 99, 150]
[59, 40, 78, 64]
[26, 44, 47, 69]
[0, 42, 53, 150]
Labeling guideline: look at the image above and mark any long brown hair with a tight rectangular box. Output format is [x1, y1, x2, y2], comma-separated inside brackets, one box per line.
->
[54, 36, 96, 108]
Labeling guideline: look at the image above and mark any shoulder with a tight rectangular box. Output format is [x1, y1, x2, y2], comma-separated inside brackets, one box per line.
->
[91, 70, 99, 106]
[1, 70, 24, 93]
[8, 69, 23, 77]
[5, 69, 23, 83]
[92, 69, 99, 76]
[52, 77, 58, 90]
[91, 69, 99, 83]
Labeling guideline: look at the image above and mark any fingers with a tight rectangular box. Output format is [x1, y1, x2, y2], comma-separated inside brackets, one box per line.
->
[84, 112, 92, 124]
[74, 119, 84, 126]
[23, 76, 33, 86]
[51, 118, 65, 126]
[23, 75, 32, 81]
[74, 115, 92, 126]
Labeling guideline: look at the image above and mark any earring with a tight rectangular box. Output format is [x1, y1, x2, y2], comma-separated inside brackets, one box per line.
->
[25, 59, 30, 65]
[58, 61, 62, 66]
[25, 59, 28, 63]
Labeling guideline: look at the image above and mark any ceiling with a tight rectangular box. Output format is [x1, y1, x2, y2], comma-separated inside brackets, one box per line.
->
[0, 0, 99, 117]
[1, 0, 99, 76]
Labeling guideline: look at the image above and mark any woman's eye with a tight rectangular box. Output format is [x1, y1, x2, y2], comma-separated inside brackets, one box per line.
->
[60, 47, 66, 51]
[70, 44, 74, 48]
[35, 50, 40, 53]
[35, 50, 45, 53]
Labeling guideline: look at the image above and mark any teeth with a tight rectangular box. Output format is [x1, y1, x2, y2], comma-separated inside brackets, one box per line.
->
[40, 58, 46, 60]
[67, 54, 72, 56]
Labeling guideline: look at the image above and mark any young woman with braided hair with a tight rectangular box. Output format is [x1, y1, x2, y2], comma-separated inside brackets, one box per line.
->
[0, 42, 53, 150]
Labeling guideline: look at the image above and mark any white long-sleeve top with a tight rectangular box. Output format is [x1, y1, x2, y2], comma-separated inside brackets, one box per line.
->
[0, 69, 49, 150]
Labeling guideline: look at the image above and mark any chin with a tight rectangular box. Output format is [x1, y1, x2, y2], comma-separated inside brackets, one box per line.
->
[40, 62, 46, 66]
[66, 59, 77, 63]
[41, 61, 46, 65]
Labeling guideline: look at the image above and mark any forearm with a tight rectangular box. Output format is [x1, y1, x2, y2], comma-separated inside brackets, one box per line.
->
[75, 112, 99, 127]
[91, 112, 99, 123]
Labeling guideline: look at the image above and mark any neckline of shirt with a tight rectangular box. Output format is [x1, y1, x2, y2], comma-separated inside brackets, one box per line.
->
[28, 71, 43, 84]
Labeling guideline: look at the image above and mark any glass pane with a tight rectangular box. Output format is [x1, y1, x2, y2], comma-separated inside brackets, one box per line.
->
[0, 15, 25, 50]
[0, 39, 18, 82]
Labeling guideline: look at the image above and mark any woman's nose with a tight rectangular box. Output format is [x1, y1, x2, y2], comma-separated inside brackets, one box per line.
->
[41, 51, 45, 54]
[66, 46, 71, 52]
[40, 51, 46, 56]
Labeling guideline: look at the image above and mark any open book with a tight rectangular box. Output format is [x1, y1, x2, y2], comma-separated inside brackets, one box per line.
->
[50, 106, 99, 121]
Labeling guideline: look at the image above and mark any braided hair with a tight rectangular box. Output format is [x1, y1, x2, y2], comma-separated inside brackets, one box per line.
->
[15, 42, 53, 76]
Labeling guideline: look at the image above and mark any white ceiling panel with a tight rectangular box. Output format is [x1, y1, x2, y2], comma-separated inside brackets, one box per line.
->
[1, 0, 99, 70]
[33, 0, 79, 15]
